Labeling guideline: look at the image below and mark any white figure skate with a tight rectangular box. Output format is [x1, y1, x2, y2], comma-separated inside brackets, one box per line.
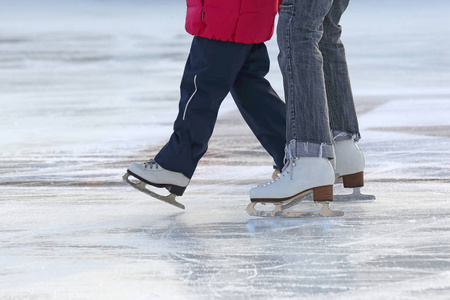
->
[123, 159, 190, 209]
[333, 139, 375, 201]
[247, 157, 344, 218]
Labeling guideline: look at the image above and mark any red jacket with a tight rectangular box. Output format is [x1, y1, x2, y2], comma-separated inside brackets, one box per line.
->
[185, 0, 282, 44]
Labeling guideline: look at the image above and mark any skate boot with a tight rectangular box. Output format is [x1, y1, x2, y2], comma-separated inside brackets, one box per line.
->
[123, 159, 190, 209]
[333, 139, 375, 200]
[247, 157, 344, 218]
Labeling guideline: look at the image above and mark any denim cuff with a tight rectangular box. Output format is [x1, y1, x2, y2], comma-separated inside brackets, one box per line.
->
[285, 139, 335, 159]
[332, 130, 361, 142]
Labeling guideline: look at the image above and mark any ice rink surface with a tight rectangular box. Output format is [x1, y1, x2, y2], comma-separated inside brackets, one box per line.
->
[1, 0, 450, 299]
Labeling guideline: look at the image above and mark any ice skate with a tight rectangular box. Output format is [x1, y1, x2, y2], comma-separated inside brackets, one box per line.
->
[123, 159, 190, 209]
[247, 157, 344, 218]
[333, 139, 375, 201]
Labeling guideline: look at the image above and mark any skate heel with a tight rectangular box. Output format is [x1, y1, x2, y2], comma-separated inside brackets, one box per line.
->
[167, 185, 187, 196]
[342, 171, 364, 188]
[312, 185, 333, 202]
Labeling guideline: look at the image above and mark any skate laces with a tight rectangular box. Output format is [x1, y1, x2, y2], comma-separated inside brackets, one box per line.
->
[143, 159, 159, 169]
[259, 156, 297, 188]
[281, 141, 297, 180]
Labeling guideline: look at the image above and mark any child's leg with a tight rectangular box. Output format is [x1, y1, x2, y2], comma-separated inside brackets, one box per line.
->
[230, 43, 286, 171]
[155, 37, 253, 178]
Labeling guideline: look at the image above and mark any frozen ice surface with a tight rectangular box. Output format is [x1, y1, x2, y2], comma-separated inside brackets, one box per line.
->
[1, 182, 449, 300]
[1, 1, 450, 299]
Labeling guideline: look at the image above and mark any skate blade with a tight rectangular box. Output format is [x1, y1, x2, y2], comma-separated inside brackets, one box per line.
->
[122, 172, 185, 210]
[246, 202, 344, 218]
[333, 187, 376, 201]
[280, 190, 313, 210]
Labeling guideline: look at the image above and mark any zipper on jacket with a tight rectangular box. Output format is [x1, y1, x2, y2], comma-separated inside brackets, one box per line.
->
[201, 0, 205, 20]
[183, 75, 198, 121]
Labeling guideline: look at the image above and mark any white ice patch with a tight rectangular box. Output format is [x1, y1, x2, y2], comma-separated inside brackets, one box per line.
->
[360, 98, 450, 130]
[358, 97, 450, 181]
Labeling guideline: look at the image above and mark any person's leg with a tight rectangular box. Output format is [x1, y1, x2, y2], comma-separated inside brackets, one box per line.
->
[277, 0, 335, 159]
[319, 0, 359, 141]
[250, 0, 337, 203]
[320, 0, 366, 189]
[155, 37, 252, 179]
[230, 43, 286, 171]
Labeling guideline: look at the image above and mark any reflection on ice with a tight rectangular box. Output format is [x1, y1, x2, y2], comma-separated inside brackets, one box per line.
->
[247, 217, 344, 233]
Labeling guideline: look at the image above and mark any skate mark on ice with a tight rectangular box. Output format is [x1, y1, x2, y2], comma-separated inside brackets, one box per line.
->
[207, 258, 258, 298]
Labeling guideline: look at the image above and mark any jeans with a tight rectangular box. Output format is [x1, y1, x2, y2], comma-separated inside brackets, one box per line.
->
[277, 0, 360, 159]
[155, 37, 286, 178]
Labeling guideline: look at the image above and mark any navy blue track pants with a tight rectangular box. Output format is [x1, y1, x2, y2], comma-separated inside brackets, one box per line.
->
[155, 36, 286, 178]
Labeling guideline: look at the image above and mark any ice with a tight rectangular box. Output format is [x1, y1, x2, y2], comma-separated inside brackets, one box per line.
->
[1, 0, 450, 299]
